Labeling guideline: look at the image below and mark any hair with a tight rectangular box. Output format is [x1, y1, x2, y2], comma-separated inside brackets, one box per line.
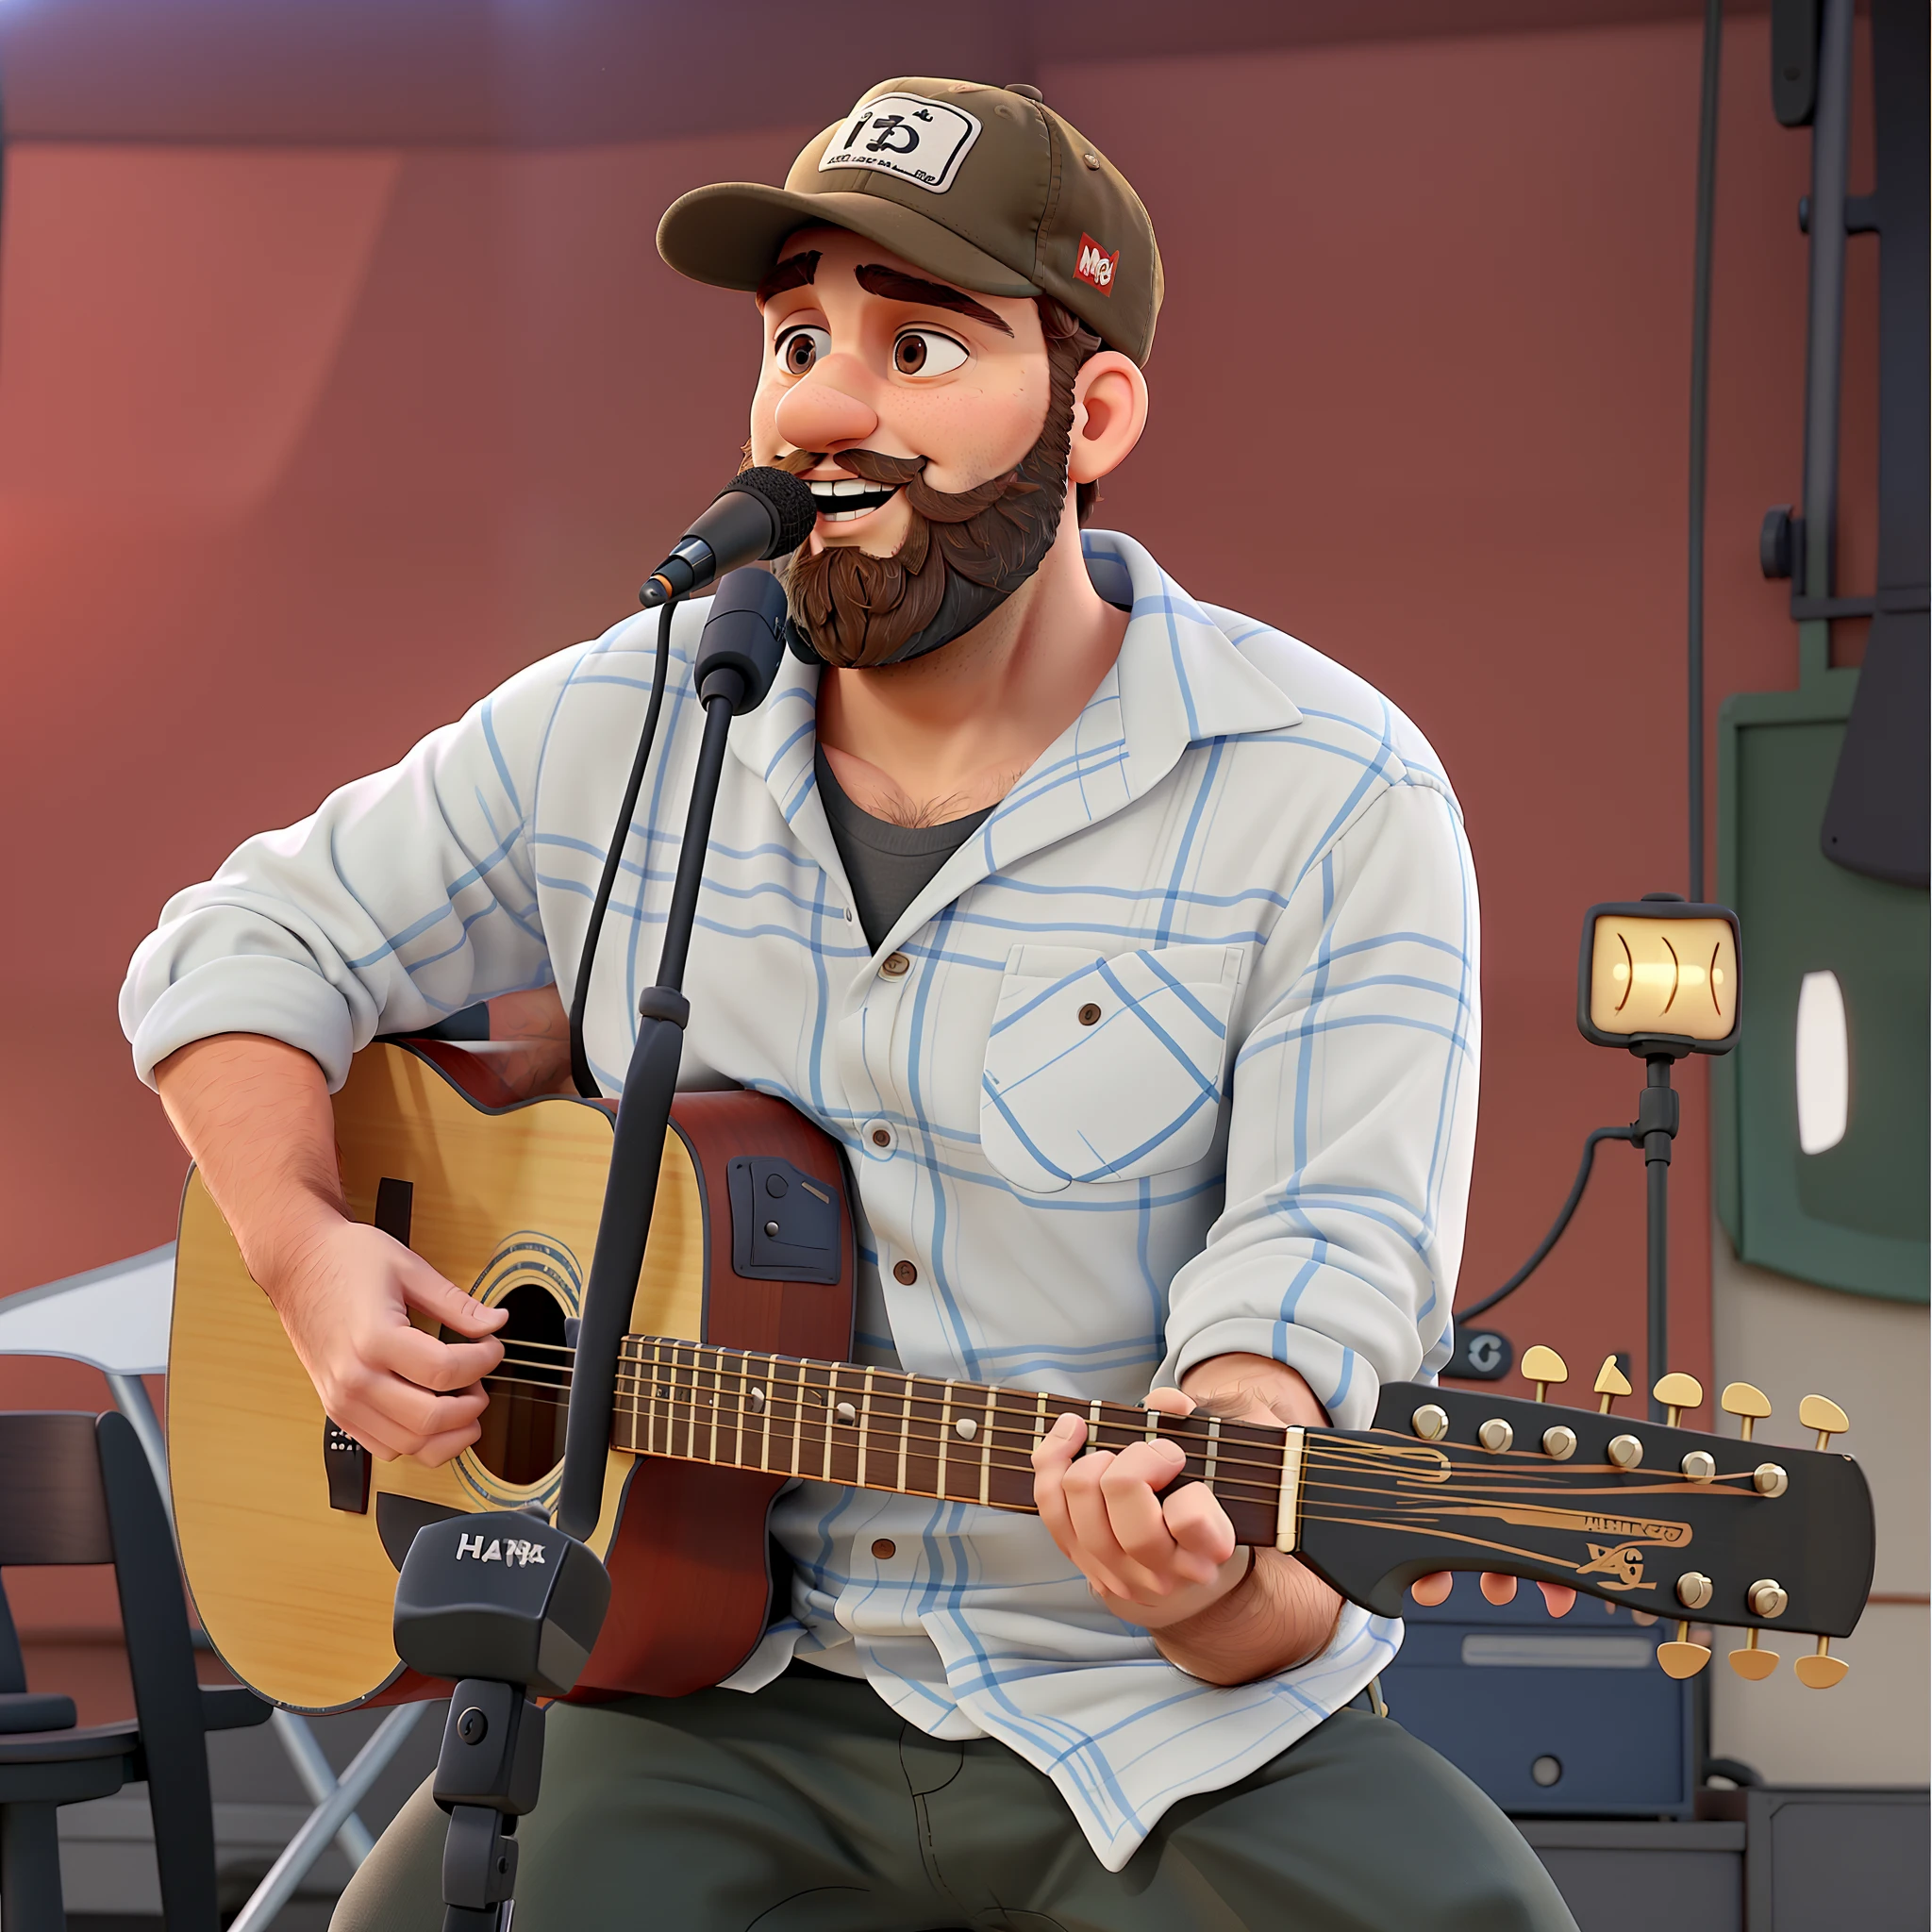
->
[1035, 296, 1106, 525]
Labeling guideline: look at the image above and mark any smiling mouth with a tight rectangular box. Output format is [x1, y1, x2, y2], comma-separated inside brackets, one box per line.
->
[808, 478, 900, 524]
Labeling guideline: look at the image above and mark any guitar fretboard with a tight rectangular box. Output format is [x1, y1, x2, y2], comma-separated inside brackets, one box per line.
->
[611, 1337, 1290, 1548]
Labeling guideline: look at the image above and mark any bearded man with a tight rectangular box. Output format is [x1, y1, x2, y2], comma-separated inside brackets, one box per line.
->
[125, 78, 1577, 1932]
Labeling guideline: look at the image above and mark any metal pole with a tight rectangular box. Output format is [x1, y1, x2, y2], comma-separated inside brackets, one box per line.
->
[270, 1707, 378, 1867]
[1686, 0, 1723, 901]
[1641, 1058, 1677, 1422]
[1801, 0, 1856, 602]
[225, 1703, 427, 1932]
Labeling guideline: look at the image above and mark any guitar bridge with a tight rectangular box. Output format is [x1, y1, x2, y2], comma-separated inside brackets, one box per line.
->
[324, 1420, 371, 1513]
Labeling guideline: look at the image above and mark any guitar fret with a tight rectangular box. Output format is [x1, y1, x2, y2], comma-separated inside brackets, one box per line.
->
[732, 1349, 745, 1470]
[1205, 1416, 1221, 1491]
[1144, 1407, 1159, 1445]
[858, 1366, 875, 1490]
[896, 1372, 911, 1495]
[1088, 1397, 1103, 1450]
[979, 1385, 996, 1506]
[937, 1380, 955, 1500]
[821, 1363, 835, 1484]
[708, 1348, 721, 1465]
[791, 1358, 806, 1477]
[761, 1353, 775, 1473]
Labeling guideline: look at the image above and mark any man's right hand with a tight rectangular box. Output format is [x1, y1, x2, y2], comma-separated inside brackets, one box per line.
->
[260, 1208, 505, 1464]
[156, 1031, 506, 1467]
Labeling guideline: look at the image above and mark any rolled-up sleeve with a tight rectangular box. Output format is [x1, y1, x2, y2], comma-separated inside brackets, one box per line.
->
[1156, 778, 1479, 1430]
[121, 648, 577, 1091]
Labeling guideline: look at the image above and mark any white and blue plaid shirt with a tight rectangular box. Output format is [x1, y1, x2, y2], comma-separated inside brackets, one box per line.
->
[125, 530, 1477, 1870]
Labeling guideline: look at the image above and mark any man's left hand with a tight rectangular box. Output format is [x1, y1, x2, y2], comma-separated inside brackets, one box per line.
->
[1031, 1352, 1573, 1688]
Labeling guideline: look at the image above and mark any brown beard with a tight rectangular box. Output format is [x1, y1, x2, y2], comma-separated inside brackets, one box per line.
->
[775, 329, 1085, 669]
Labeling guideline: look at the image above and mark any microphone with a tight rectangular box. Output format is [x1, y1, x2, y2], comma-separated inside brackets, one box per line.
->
[692, 569, 791, 713]
[639, 467, 817, 608]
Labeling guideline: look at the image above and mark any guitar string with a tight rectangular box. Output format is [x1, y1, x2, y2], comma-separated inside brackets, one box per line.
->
[597, 1384, 1415, 1507]
[606, 1377, 1547, 1490]
[604, 1372, 1306, 1478]
[605, 1388, 1287, 1505]
[600, 1371, 1652, 1491]
[483, 1354, 1729, 1495]
[497, 1367, 1715, 1507]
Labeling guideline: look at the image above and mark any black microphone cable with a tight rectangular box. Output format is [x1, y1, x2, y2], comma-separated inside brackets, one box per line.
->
[568, 594, 678, 1099]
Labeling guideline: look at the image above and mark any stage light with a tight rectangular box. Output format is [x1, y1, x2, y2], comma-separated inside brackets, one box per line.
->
[1578, 899, 1740, 1054]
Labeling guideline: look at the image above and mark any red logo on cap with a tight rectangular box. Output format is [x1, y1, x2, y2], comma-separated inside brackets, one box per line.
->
[1074, 233, 1119, 296]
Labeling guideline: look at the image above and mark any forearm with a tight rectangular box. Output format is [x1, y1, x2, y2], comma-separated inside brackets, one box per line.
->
[155, 1032, 346, 1290]
[1151, 1548, 1341, 1686]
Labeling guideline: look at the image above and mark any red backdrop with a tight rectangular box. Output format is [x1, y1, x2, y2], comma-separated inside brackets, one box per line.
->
[0, 15, 1877, 1502]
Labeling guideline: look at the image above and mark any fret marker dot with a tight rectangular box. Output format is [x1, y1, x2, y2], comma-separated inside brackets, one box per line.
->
[956, 1416, 977, 1440]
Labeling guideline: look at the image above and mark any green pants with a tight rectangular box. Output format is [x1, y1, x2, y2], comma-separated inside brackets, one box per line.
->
[332, 1667, 1576, 1932]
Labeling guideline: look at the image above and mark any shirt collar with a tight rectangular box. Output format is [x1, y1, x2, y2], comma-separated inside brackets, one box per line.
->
[728, 529, 1303, 925]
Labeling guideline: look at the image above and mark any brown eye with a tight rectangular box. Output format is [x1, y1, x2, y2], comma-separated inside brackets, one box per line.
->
[893, 329, 967, 376]
[775, 325, 830, 375]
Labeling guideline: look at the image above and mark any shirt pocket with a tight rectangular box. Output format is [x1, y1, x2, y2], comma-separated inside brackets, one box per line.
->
[978, 943, 1243, 1194]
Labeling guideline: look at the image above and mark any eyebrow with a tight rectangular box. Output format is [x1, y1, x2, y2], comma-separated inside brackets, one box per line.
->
[756, 250, 821, 308]
[854, 264, 1013, 336]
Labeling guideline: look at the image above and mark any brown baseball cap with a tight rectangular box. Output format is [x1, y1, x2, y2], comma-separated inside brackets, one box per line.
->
[658, 77, 1162, 365]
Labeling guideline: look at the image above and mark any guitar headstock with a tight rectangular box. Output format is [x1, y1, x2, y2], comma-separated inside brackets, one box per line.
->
[1293, 1353, 1874, 1690]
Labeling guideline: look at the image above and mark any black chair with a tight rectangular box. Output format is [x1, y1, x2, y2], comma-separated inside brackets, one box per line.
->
[0, 1409, 270, 1930]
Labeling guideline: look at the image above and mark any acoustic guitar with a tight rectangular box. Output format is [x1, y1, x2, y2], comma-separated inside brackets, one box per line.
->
[167, 1041, 1874, 1715]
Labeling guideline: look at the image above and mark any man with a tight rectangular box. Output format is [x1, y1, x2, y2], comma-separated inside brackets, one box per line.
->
[125, 78, 1576, 1930]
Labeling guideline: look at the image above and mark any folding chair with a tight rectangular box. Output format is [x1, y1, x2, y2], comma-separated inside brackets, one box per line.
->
[0, 1408, 271, 1931]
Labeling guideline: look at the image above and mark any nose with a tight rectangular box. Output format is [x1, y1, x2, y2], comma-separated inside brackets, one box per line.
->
[775, 369, 879, 455]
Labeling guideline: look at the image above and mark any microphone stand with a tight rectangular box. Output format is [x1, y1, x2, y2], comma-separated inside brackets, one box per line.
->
[392, 573, 789, 1932]
[558, 573, 788, 1541]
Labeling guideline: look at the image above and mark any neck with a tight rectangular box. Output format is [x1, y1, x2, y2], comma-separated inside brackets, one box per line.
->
[813, 513, 1126, 822]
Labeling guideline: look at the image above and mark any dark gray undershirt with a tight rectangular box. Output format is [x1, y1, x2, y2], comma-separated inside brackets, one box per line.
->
[814, 744, 994, 953]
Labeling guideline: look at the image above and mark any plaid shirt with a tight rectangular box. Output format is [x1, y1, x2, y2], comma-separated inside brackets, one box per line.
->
[125, 530, 1478, 1870]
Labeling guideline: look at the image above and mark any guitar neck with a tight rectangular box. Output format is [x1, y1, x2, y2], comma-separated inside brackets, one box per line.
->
[614, 1336, 1294, 1548]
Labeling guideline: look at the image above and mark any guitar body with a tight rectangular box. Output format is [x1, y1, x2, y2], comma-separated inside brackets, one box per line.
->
[168, 1041, 854, 1713]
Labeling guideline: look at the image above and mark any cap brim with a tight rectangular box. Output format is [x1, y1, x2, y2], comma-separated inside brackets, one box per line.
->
[658, 183, 1040, 302]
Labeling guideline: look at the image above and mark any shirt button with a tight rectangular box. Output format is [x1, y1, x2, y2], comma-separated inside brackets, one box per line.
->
[880, 951, 910, 977]
[864, 1120, 895, 1154]
[892, 1259, 919, 1286]
[872, 1539, 896, 1559]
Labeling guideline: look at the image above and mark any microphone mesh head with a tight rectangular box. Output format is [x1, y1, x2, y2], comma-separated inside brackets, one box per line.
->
[720, 467, 818, 558]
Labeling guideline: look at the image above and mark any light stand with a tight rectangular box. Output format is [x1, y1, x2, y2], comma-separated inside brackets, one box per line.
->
[1575, 894, 1740, 1422]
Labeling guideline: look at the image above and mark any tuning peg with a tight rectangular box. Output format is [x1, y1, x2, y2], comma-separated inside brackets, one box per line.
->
[1798, 1393, 1850, 1451]
[1794, 1636, 1849, 1690]
[1657, 1621, 1711, 1678]
[1728, 1627, 1780, 1680]
[1721, 1382, 1773, 1441]
[1523, 1345, 1569, 1403]
[1653, 1372, 1705, 1427]
[1594, 1356, 1633, 1414]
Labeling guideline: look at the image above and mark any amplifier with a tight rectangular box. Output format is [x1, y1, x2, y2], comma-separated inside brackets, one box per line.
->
[1379, 1572, 1697, 1816]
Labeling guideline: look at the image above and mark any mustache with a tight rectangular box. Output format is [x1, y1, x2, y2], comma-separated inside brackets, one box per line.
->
[772, 446, 1036, 527]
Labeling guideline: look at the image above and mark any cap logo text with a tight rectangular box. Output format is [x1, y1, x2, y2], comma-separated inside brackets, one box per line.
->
[456, 1531, 547, 1568]
[819, 93, 982, 195]
[1074, 233, 1119, 295]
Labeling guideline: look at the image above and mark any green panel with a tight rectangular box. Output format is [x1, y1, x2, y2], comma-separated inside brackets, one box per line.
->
[1714, 667, 1929, 1302]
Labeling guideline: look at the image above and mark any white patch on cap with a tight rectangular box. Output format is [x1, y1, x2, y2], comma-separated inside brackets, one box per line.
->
[819, 93, 982, 194]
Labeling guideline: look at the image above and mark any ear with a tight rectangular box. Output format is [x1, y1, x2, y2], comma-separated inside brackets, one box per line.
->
[1069, 351, 1149, 486]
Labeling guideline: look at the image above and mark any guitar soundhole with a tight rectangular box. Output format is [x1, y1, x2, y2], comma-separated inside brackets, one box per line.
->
[471, 1280, 570, 1488]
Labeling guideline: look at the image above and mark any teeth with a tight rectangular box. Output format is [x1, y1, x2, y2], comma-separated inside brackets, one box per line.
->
[808, 479, 897, 521]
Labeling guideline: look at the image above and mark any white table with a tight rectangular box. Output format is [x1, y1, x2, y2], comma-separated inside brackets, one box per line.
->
[0, 1247, 425, 1930]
